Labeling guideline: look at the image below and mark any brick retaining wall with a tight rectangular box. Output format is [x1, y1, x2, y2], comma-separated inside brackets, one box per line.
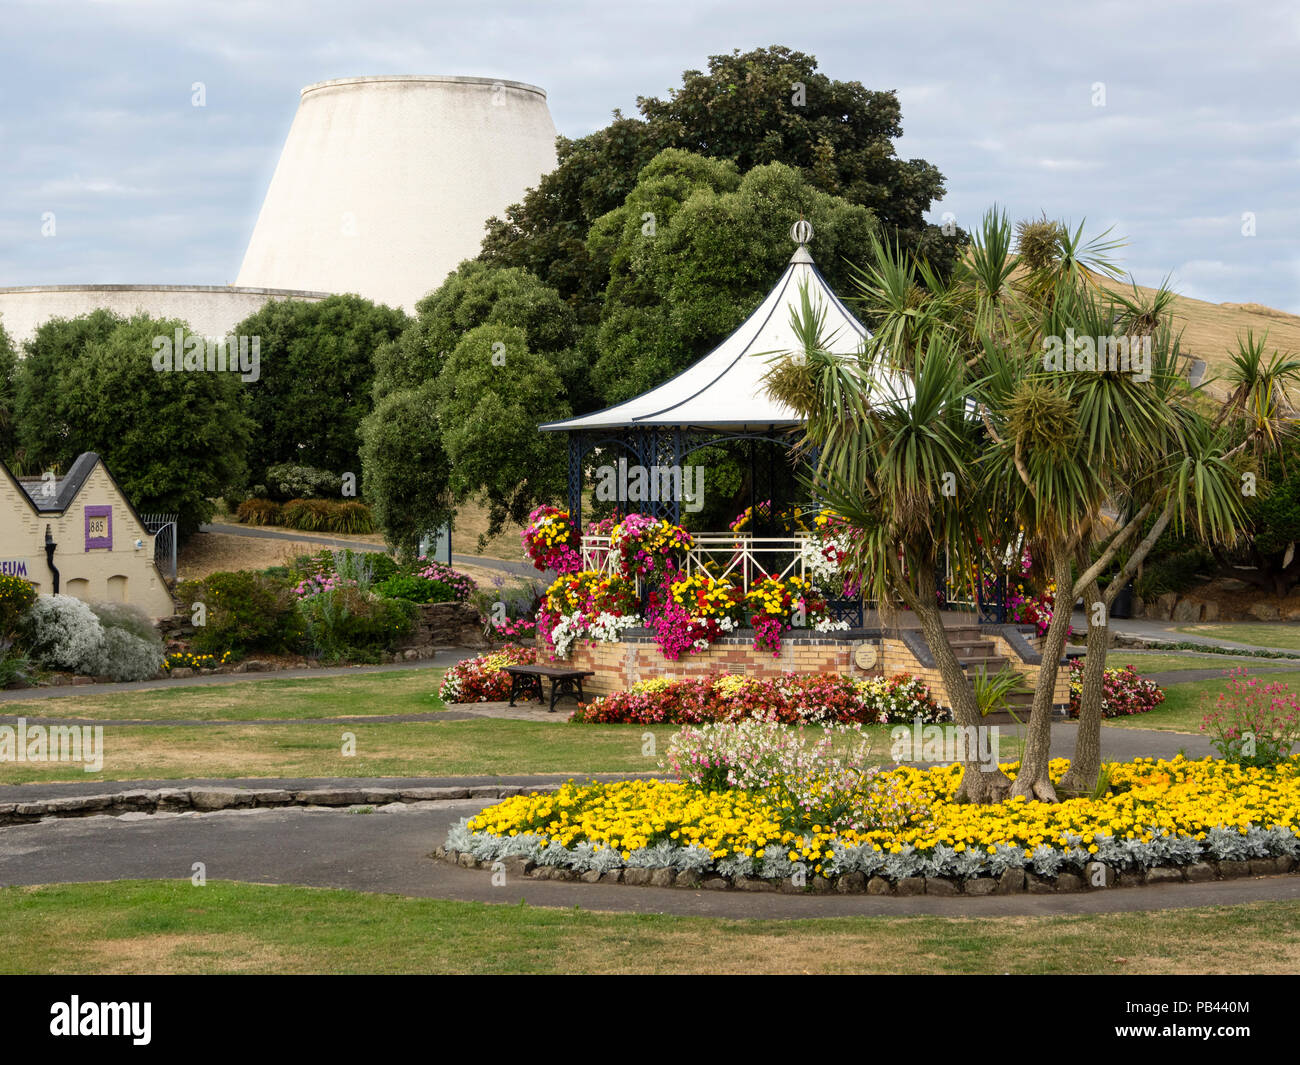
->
[563, 625, 1071, 710]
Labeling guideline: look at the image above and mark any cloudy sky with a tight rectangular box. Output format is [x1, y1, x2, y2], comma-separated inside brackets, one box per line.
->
[1, 0, 1297, 310]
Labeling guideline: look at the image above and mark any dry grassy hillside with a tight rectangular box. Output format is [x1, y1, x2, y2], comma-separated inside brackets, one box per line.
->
[1097, 278, 1300, 395]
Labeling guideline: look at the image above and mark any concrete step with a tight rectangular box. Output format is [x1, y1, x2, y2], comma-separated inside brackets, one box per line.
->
[960, 656, 1009, 672]
[950, 641, 996, 656]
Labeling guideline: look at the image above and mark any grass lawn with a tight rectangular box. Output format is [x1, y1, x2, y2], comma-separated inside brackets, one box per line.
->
[3, 879, 1298, 974]
[0, 716, 961, 784]
[1175, 623, 1300, 652]
[2, 670, 449, 723]
[0, 717, 683, 784]
[1104, 669, 1300, 734]
[0, 667, 1000, 783]
[1116, 651, 1299, 674]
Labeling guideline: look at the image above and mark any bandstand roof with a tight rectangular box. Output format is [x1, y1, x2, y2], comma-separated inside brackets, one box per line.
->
[539, 231, 911, 435]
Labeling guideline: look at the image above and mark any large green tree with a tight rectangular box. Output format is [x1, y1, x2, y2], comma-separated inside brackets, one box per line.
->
[15, 309, 124, 471]
[20, 313, 253, 534]
[587, 149, 880, 404]
[0, 317, 18, 465]
[372, 261, 581, 404]
[357, 381, 453, 558]
[481, 45, 960, 321]
[431, 324, 571, 537]
[232, 294, 408, 485]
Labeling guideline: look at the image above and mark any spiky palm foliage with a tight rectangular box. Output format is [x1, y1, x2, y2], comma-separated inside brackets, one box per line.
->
[847, 231, 955, 372]
[1213, 331, 1300, 461]
[775, 207, 1292, 802]
[766, 311, 1013, 801]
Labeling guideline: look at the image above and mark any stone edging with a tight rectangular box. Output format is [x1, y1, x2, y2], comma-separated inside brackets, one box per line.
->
[0, 783, 563, 826]
[432, 847, 1299, 895]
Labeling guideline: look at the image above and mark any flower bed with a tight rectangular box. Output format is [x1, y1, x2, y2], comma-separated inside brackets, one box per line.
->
[1067, 660, 1165, 719]
[447, 754, 1300, 887]
[571, 672, 946, 726]
[438, 646, 538, 703]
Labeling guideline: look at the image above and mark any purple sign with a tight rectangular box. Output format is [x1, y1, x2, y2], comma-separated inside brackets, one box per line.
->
[85, 506, 112, 550]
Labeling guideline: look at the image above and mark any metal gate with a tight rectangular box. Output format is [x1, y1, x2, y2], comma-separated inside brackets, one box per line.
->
[143, 513, 178, 580]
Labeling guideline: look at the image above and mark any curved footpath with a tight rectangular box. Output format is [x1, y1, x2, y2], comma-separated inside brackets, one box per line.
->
[2, 794, 1298, 918]
[199, 523, 546, 582]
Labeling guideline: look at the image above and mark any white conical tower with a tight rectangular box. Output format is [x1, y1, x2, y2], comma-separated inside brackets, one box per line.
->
[236, 75, 558, 311]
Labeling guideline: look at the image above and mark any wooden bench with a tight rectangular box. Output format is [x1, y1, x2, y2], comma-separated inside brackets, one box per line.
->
[504, 665, 596, 713]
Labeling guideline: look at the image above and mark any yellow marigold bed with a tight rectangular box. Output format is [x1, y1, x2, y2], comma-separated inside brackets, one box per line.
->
[450, 756, 1300, 882]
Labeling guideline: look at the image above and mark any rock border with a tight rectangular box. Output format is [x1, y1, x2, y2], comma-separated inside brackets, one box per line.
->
[0, 783, 564, 826]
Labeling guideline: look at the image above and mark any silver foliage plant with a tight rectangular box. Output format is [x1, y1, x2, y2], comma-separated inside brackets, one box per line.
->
[21, 595, 164, 681]
[23, 595, 107, 674]
[447, 817, 1300, 884]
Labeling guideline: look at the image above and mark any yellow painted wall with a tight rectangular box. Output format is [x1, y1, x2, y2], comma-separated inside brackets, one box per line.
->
[0, 464, 175, 618]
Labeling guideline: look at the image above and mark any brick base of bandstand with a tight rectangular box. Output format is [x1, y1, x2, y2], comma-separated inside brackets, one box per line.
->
[560, 621, 1071, 713]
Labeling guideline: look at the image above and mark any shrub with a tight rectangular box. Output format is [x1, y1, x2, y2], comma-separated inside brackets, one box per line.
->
[87, 601, 165, 681]
[278, 498, 376, 534]
[176, 570, 305, 655]
[299, 586, 416, 661]
[469, 578, 541, 624]
[1134, 543, 1213, 599]
[291, 549, 397, 584]
[280, 498, 331, 532]
[22, 595, 106, 673]
[264, 463, 343, 501]
[1200, 668, 1300, 767]
[412, 559, 475, 602]
[333, 501, 376, 534]
[236, 498, 282, 526]
[0, 575, 37, 638]
[1066, 660, 1166, 719]
[89, 601, 160, 644]
[92, 628, 165, 682]
[438, 646, 536, 702]
[376, 575, 455, 604]
[0, 641, 31, 688]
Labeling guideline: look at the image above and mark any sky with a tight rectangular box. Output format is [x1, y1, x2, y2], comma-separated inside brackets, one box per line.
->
[1, 0, 1297, 310]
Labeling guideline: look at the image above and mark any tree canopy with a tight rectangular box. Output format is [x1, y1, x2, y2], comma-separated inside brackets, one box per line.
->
[18, 312, 253, 534]
[232, 294, 408, 486]
[481, 45, 960, 321]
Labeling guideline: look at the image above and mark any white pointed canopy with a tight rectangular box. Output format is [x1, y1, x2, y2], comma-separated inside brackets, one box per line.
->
[540, 235, 902, 434]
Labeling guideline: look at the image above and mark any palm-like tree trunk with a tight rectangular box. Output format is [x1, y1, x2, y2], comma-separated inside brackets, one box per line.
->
[1057, 577, 1107, 795]
[1008, 548, 1075, 801]
[902, 560, 1012, 803]
[1058, 501, 1175, 793]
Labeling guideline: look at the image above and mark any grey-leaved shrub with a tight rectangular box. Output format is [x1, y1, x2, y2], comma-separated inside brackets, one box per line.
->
[88, 601, 164, 681]
[22, 595, 106, 673]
